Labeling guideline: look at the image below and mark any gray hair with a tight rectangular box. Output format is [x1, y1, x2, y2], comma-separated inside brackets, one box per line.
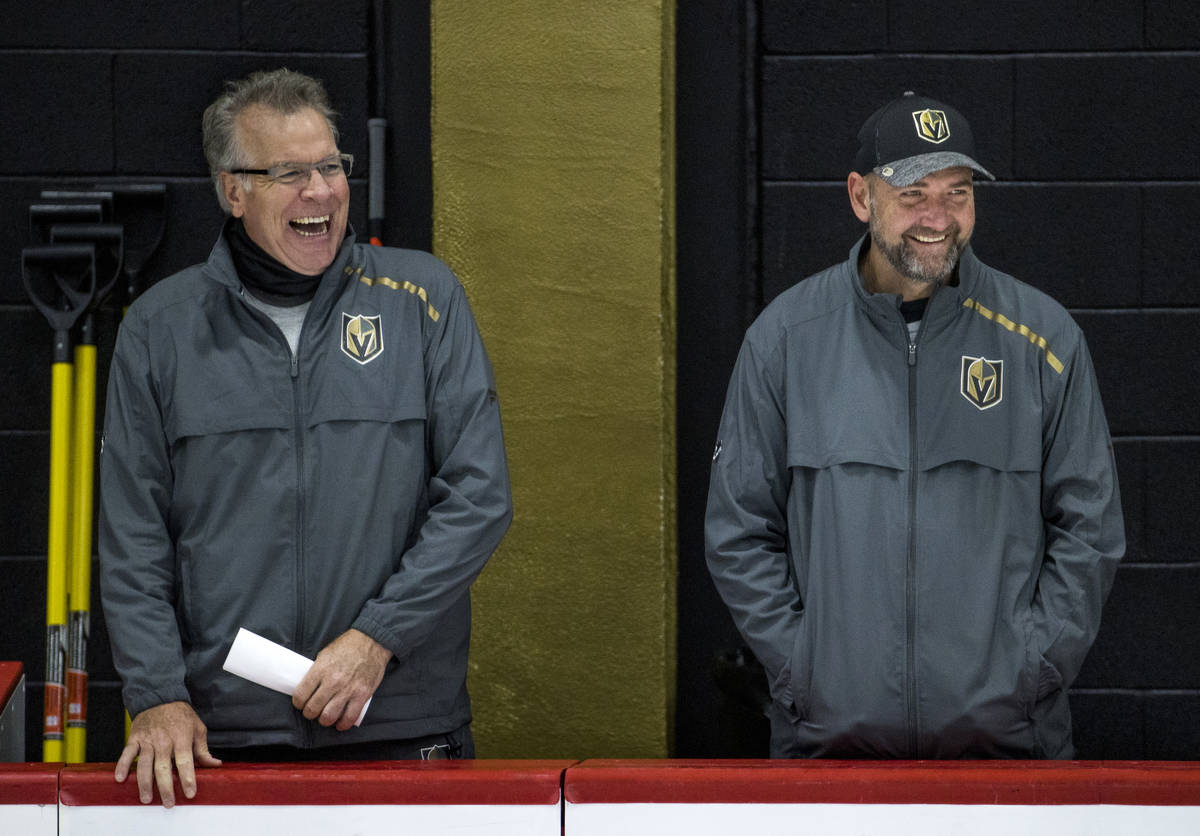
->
[202, 68, 340, 213]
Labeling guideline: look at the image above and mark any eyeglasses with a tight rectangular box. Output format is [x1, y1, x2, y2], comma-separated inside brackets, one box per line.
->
[230, 153, 354, 186]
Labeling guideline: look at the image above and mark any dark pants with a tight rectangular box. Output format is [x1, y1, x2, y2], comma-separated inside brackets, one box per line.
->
[211, 723, 474, 762]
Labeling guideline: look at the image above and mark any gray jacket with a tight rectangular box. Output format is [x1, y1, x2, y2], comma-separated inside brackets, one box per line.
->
[705, 238, 1124, 758]
[99, 231, 512, 748]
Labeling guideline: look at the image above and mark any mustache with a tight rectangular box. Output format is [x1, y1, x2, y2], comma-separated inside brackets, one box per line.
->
[904, 223, 961, 240]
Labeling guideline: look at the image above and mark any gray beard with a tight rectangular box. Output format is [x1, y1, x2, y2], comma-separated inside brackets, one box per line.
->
[868, 204, 965, 286]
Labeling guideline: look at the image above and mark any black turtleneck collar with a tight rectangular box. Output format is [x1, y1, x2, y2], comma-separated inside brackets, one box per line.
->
[225, 217, 322, 307]
[898, 296, 929, 323]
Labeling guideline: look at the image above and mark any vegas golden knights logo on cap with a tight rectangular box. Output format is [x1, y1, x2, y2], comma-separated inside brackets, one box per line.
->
[913, 108, 950, 144]
[341, 312, 384, 365]
[961, 355, 1003, 410]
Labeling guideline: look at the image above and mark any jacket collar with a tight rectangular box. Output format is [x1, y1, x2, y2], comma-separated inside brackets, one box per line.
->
[204, 223, 359, 313]
[845, 234, 983, 340]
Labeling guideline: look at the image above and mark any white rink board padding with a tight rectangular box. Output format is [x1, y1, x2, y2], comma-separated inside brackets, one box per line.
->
[0, 763, 59, 836]
[60, 759, 574, 836]
[567, 801, 1200, 835]
[564, 759, 1200, 836]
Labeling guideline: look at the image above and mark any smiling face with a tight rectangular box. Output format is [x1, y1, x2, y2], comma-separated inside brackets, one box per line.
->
[848, 166, 975, 299]
[220, 105, 350, 276]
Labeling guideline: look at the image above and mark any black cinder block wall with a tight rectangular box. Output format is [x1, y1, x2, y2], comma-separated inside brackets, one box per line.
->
[677, 1, 1200, 758]
[0, 1, 433, 762]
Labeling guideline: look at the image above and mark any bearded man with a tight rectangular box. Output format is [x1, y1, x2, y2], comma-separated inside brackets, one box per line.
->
[705, 92, 1124, 759]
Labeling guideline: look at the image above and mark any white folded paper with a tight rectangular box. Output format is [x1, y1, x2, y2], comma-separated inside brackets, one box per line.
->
[222, 627, 370, 726]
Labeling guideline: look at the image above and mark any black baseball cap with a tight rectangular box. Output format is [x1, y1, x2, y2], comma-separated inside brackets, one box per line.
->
[853, 91, 994, 187]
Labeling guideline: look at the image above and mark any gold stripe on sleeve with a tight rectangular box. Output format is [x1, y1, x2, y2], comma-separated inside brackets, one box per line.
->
[346, 266, 441, 322]
[963, 297, 1064, 374]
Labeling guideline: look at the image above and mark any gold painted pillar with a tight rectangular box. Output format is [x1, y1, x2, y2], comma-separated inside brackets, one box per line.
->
[431, 1, 676, 756]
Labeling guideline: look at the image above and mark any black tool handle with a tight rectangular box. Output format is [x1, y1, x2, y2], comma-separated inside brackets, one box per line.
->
[22, 244, 97, 359]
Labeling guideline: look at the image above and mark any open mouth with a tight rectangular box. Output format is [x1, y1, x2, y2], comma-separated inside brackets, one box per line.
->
[910, 232, 948, 244]
[289, 215, 330, 237]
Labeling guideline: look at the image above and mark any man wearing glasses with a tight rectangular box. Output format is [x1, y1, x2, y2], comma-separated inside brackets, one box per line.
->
[99, 69, 512, 805]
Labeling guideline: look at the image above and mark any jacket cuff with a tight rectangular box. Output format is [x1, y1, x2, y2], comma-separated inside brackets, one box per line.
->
[124, 685, 193, 718]
[351, 613, 405, 661]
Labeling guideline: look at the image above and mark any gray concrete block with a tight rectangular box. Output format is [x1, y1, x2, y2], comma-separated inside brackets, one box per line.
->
[0, 433, 48, 555]
[0, 0, 238, 48]
[1144, 692, 1200, 759]
[1077, 312, 1200, 435]
[1144, 442, 1200, 565]
[1076, 566, 1200, 689]
[1069, 690, 1144, 758]
[0, 53, 112, 173]
[0, 310, 54, 429]
[969, 184, 1140, 308]
[1016, 56, 1200, 180]
[891, 1, 1141, 50]
[240, 0, 369, 52]
[1143, 186, 1200, 306]
[1146, 0, 1200, 49]
[761, 182, 862, 304]
[761, 0, 888, 54]
[762, 56, 1013, 181]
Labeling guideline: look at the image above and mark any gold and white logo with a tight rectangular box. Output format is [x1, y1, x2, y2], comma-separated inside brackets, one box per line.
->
[913, 108, 950, 144]
[960, 355, 1003, 410]
[341, 312, 384, 365]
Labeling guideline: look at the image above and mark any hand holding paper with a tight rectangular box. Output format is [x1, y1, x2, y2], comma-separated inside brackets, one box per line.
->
[222, 628, 370, 726]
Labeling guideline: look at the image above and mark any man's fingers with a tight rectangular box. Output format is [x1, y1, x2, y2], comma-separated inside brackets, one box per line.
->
[304, 678, 366, 727]
[197, 750, 223, 767]
[319, 693, 350, 728]
[175, 751, 197, 799]
[305, 685, 337, 723]
[293, 667, 320, 711]
[195, 730, 223, 768]
[119, 702, 218, 806]
[335, 697, 365, 732]
[114, 742, 137, 783]
[299, 685, 321, 720]
[154, 755, 176, 808]
[135, 749, 155, 805]
[300, 674, 343, 722]
[296, 635, 385, 730]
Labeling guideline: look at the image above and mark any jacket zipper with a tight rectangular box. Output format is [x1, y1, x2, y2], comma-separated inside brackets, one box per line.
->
[289, 336, 311, 746]
[905, 324, 920, 759]
[238, 287, 313, 745]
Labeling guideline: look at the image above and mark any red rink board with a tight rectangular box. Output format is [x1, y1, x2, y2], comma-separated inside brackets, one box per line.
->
[0, 763, 60, 805]
[563, 759, 1200, 806]
[60, 759, 575, 807]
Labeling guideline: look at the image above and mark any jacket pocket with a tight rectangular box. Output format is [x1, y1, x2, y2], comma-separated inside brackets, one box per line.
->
[1026, 613, 1072, 758]
[1035, 651, 1064, 702]
[784, 615, 813, 719]
[1021, 610, 1064, 710]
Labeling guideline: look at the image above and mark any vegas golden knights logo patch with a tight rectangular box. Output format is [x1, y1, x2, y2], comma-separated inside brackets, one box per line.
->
[913, 108, 950, 144]
[341, 313, 384, 365]
[961, 355, 1003, 410]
